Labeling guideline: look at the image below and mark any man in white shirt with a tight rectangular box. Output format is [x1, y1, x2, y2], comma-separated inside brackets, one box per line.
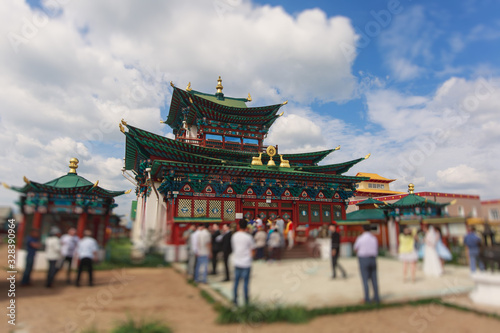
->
[231, 219, 255, 306]
[353, 224, 380, 304]
[45, 227, 62, 288]
[195, 224, 211, 283]
[60, 227, 79, 284]
[76, 229, 99, 287]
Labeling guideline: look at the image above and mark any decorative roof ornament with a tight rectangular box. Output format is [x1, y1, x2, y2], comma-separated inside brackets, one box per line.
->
[279, 154, 290, 168]
[335, 145, 341, 151]
[119, 123, 125, 133]
[216, 76, 223, 94]
[278, 111, 284, 117]
[364, 153, 371, 159]
[266, 145, 277, 166]
[251, 153, 263, 166]
[92, 180, 99, 188]
[408, 183, 415, 194]
[125, 189, 132, 194]
[2, 182, 10, 189]
[282, 100, 288, 105]
[121, 119, 127, 126]
[69, 158, 79, 174]
[186, 82, 192, 91]
[23, 176, 30, 184]
[170, 81, 175, 87]
[247, 93, 252, 102]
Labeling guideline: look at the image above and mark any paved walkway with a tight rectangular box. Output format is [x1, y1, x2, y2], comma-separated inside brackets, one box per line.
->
[177, 257, 475, 308]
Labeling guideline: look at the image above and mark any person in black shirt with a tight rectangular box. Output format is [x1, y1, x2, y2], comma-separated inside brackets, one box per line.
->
[330, 222, 347, 279]
[210, 224, 222, 275]
[220, 224, 232, 281]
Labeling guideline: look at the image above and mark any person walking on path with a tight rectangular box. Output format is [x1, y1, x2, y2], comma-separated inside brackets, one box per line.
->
[231, 219, 255, 306]
[59, 227, 79, 284]
[398, 227, 418, 283]
[21, 229, 42, 286]
[353, 224, 380, 304]
[253, 226, 267, 260]
[195, 224, 211, 283]
[221, 224, 233, 282]
[285, 218, 294, 250]
[76, 230, 99, 287]
[210, 224, 222, 275]
[464, 226, 485, 273]
[330, 223, 346, 279]
[45, 227, 62, 288]
[423, 225, 443, 277]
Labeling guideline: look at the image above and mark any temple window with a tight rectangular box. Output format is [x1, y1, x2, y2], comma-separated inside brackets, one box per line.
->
[490, 209, 499, 220]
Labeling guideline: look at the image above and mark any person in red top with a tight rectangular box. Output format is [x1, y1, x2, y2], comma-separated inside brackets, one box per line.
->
[285, 218, 294, 249]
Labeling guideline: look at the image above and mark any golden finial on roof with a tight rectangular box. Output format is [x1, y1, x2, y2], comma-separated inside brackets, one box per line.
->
[160, 120, 165, 124]
[2, 182, 10, 189]
[69, 158, 79, 174]
[119, 123, 125, 133]
[278, 111, 284, 117]
[216, 76, 223, 94]
[408, 183, 414, 194]
[170, 81, 175, 87]
[121, 119, 127, 126]
[125, 189, 132, 194]
[364, 153, 371, 160]
[92, 180, 99, 188]
[186, 82, 192, 91]
[23, 176, 30, 184]
[335, 145, 341, 151]
[247, 93, 252, 102]
[282, 100, 288, 105]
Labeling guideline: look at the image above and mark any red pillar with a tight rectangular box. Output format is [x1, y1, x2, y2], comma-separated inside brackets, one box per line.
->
[17, 214, 26, 249]
[77, 212, 88, 238]
[33, 211, 43, 229]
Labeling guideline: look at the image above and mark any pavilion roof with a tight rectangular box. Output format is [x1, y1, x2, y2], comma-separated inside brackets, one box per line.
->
[123, 123, 340, 169]
[297, 157, 366, 175]
[356, 198, 386, 206]
[345, 208, 386, 221]
[165, 86, 284, 132]
[384, 194, 449, 208]
[151, 160, 369, 185]
[4, 160, 129, 199]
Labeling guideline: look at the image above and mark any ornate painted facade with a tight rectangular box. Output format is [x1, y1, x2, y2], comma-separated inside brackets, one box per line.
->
[122, 77, 370, 257]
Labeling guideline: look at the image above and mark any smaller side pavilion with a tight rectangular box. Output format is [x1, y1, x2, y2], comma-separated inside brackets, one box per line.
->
[3, 158, 129, 269]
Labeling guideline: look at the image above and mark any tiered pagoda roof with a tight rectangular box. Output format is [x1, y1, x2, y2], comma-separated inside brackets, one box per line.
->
[4, 158, 129, 199]
[166, 81, 285, 134]
[123, 123, 353, 171]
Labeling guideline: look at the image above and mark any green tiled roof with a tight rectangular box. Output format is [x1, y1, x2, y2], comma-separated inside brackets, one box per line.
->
[345, 209, 386, 220]
[191, 90, 248, 108]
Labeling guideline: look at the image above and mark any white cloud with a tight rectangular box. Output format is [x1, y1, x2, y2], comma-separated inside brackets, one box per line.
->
[0, 0, 359, 215]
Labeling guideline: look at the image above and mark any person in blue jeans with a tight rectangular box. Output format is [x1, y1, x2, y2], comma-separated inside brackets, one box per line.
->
[231, 219, 255, 306]
[195, 224, 212, 283]
[464, 227, 485, 273]
[21, 229, 42, 286]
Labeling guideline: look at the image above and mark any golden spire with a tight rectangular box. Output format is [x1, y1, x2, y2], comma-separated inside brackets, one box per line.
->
[216, 76, 223, 94]
[247, 93, 252, 102]
[69, 158, 79, 174]
[408, 183, 414, 194]
[364, 153, 371, 159]
[186, 82, 192, 91]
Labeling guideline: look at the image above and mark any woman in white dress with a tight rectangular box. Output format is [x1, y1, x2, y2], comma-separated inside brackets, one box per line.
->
[423, 225, 443, 277]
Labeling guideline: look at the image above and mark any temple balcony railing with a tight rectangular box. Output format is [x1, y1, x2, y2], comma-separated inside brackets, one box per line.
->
[176, 137, 277, 154]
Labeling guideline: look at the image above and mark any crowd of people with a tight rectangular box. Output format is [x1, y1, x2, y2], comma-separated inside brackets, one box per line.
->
[183, 216, 295, 306]
[21, 227, 99, 288]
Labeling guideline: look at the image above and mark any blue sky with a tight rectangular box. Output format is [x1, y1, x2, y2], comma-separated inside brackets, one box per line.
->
[1, 0, 499, 218]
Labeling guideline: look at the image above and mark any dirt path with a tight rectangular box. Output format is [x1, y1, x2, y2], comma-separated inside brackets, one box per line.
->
[1, 265, 500, 333]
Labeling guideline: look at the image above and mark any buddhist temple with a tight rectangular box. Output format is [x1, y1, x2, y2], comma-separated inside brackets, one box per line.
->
[121, 77, 371, 259]
[3, 158, 129, 268]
